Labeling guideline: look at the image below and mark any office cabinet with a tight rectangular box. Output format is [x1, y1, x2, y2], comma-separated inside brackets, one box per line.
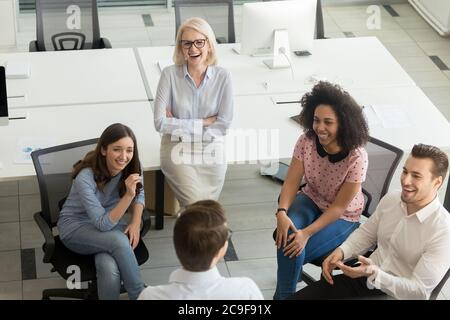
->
[409, 0, 450, 36]
[0, 0, 17, 48]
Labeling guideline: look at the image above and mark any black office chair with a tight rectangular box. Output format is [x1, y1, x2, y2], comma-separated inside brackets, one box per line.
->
[263, 0, 325, 39]
[30, 0, 111, 51]
[174, 0, 236, 43]
[31, 139, 150, 300]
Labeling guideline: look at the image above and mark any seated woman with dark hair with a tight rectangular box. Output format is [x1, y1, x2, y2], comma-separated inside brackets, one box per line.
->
[57, 123, 146, 300]
[273, 81, 370, 300]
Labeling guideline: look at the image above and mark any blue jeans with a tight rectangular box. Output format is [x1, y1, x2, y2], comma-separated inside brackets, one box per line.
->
[61, 223, 145, 300]
[274, 194, 358, 300]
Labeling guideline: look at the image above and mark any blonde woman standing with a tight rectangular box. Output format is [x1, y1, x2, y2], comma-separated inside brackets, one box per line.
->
[154, 17, 233, 212]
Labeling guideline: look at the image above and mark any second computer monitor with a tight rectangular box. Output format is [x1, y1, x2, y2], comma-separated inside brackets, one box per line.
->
[240, 0, 317, 56]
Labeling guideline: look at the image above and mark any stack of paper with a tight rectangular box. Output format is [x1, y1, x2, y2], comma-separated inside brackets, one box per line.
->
[5, 61, 31, 79]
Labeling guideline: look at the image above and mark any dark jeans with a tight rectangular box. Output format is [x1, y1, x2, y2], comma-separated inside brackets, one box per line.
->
[287, 274, 390, 300]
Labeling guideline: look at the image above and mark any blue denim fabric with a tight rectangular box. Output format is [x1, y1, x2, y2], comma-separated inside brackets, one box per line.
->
[274, 193, 358, 300]
[61, 223, 145, 300]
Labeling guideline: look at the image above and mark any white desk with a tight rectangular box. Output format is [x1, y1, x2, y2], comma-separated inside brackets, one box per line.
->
[1, 87, 448, 230]
[0, 48, 149, 108]
[1, 38, 448, 230]
[7, 85, 447, 181]
[137, 37, 415, 98]
[0, 101, 160, 181]
[230, 86, 450, 192]
[233, 87, 450, 159]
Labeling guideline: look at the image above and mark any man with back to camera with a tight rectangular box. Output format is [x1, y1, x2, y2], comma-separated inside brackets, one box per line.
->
[288, 144, 450, 300]
[138, 200, 264, 300]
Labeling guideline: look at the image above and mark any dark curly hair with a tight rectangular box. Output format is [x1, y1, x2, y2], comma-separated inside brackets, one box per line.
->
[298, 81, 369, 152]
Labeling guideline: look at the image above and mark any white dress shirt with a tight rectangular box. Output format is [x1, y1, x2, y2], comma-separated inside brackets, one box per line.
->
[339, 191, 450, 300]
[137, 266, 264, 300]
[154, 64, 233, 142]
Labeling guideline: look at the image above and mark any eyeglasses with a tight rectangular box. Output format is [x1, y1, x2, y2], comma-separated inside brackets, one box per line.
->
[180, 39, 207, 49]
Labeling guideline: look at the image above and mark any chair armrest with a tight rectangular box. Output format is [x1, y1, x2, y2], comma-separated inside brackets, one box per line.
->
[362, 187, 372, 218]
[33, 212, 55, 263]
[100, 37, 112, 49]
[29, 40, 39, 52]
[140, 208, 152, 238]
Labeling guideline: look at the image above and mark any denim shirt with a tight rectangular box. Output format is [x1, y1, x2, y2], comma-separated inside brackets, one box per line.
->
[153, 64, 233, 141]
[57, 168, 145, 239]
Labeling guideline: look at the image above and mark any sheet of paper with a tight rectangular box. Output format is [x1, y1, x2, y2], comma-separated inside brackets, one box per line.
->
[6, 61, 31, 79]
[15, 138, 56, 164]
[362, 105, 380, 126]
[371, 105, 411, 128]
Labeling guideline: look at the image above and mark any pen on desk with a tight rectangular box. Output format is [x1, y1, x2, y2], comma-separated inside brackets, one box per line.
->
[8, 94, 26, 99]
[276, 100, 301, 105]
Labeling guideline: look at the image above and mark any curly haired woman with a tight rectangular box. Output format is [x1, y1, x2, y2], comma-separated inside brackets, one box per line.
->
[273, 81, 369, 300]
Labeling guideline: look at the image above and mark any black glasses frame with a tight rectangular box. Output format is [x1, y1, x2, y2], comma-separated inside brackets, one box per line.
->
[180, 38, 207, 49]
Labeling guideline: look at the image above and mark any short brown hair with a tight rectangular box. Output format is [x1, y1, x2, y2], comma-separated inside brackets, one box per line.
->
[411, 144, 448, 180]
[173, 200, 228, 272]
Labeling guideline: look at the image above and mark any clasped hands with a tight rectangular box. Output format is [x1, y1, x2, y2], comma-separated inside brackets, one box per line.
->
[322, 248, 376, 285]
[275, 217, 310, 259]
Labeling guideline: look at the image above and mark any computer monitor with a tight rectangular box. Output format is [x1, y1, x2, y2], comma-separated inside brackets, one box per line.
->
[239, 0, 317, 68]
[0, 66, 9, 126]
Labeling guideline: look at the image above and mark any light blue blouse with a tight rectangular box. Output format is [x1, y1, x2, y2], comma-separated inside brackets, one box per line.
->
[57, 168, 145, 239]
[153, 64, 234, 141]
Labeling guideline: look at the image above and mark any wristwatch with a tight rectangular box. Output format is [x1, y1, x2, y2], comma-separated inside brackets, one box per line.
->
[275, 208, 287, 216]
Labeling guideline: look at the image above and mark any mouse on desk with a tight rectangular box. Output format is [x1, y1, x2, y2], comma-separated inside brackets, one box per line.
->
[305, 74, 327, 84]
[294, 50, 311, 57]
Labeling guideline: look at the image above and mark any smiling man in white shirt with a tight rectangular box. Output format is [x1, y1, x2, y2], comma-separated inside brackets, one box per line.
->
[288, 143, 450, 300]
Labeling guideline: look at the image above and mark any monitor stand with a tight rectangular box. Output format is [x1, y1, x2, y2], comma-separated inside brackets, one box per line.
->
[263, 29, 291, 69]
[0, 117, 8, 126]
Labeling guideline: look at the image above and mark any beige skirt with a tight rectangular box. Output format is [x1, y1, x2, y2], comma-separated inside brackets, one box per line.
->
[160, 135, 227, 209]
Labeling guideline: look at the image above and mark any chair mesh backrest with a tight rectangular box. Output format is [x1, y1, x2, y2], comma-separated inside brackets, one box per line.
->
[36, 0, 101, 50]
[31, 139, 98, 227]
[174, 0, 235, 43]
[362, 137, 403, 216]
